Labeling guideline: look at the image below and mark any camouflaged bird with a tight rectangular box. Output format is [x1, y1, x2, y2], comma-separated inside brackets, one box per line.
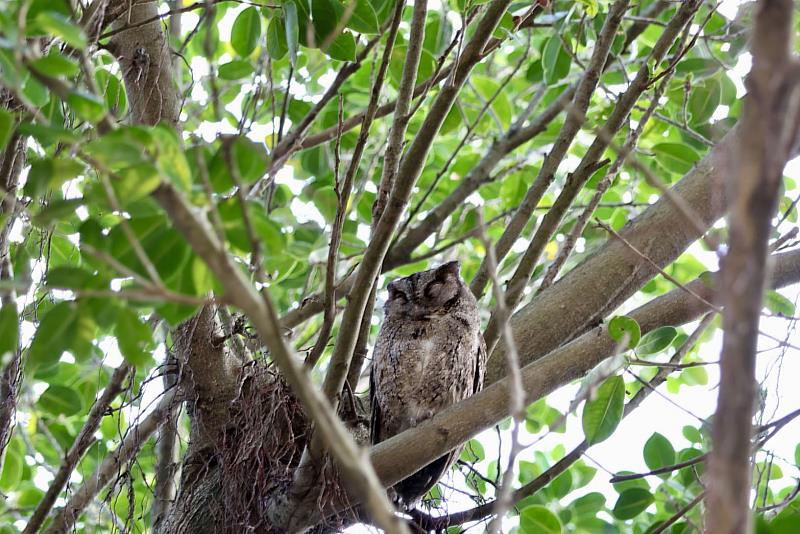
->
[370, 261, 486, 507]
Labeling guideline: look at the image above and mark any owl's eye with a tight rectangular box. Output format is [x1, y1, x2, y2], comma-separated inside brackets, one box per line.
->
[389, 286, 408, 302]
[424, 280, 443, 298]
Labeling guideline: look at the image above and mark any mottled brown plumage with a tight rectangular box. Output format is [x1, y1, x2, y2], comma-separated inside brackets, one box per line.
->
[370, 261, 486, 507]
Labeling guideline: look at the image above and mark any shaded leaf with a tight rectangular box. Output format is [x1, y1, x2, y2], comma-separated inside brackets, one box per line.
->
[652, 143, 700, 175]
[613, 487, 654, 520]
[0, 305, 18, 357]
[39, 384, 83, 416]
[643, 432, 676, 471]
[637, 326, 677, 355]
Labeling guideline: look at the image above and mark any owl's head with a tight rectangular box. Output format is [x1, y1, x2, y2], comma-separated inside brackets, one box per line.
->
[384, 261, 468, 319]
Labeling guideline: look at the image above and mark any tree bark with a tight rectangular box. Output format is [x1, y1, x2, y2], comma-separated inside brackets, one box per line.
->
[706, 1, 798, 532]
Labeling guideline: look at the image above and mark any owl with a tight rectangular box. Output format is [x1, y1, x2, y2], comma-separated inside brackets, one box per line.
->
[370, 261, 486, 507]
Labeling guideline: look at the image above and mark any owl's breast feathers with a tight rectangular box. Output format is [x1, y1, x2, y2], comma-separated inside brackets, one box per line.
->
[370, 313, 486, 505]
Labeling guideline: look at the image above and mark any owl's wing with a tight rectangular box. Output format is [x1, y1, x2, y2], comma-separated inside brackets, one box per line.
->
[473, 332, 487, 395]
[369, 366, 382, 445]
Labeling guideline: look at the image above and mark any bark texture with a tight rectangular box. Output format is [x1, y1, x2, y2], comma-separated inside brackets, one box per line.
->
[706, 1, 798, 532]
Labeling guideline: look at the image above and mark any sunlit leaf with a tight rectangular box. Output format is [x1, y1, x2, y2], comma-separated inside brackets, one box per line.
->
[582, 375, 625, 444]
[35, 11, 87, 49]
[231, 7, 262, 57]
[0, 108, 13, 152]
[608, 316, 641, 349]
[520, 505, 562, 534]
[115, 308, 153, 367]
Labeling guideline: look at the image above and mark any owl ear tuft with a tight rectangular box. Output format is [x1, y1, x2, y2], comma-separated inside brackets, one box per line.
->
[435, 261, 461, 279]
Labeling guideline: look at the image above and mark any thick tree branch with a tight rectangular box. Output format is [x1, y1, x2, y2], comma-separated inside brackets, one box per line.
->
[485, 117, 741, 384]
[411, 313, 715, 531]
[368, 248, 800, 500]
[707, 1, 798, 532]
[152, 183, 406, 533]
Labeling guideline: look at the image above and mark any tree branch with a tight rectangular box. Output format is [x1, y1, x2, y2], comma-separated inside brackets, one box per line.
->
[368, 249, 800, 502]
[45, 386, 181, 534]
[25, 364, 133, 534]
[707, 1, 798, 531]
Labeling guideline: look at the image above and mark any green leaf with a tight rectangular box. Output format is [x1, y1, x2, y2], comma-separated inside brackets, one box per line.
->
[231, 7, 262, 57]
[313, 186, 338, 220]
[571, 492, 605, 518]
[46, 266, 94, 289]
[267, 17, 288, 59]
[0, 305, 18, 358]
[652, 143, 700, 176]
[24, 157, 85, 198]
[0, 440, 23, 491]
[67, 90, 106, 123]
[459, 439, 485, 462]
[96, 69, 128, 116]
[232, 137, 269, 183]
[325, 31, 357, 62]
[252, 211, 286, 255]
[643, 432, 676, 471]
[39, 384, 83, 416]
[284, 1, 299, 66]
[0, 108, 13, 152]
[312, 0, 343, 42]
[152, 126, 191, 191]
[681, 365, 708, 386]
[675, 58, 720, 77]
[582, 375, 625, 444]
[113, 163, 161, 204]
[29, 52, 80, 77]
[27, 301, 78, 369]
[637, 326, 677, 355]
[218, 60, 254, 80]
[613, 487, 654, 520]
[765, 290, 795, 317]
[35, 11, 87, 49]
[32, 198, 83, 227]
[115, 308, 153, 366]
[682, 425, 702, 444]
[608, 316, 641, 349]
[345, 0, 379, 34]
[688, 78, 721, 126]
[520, 505, 562, 534]
[542, 36, 571, 85]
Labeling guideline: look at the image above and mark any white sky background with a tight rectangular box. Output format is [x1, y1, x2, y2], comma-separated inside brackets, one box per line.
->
[14, 0, 800, 531]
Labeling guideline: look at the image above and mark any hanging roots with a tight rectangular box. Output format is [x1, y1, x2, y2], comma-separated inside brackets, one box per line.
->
[213, 364, 364, 532]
